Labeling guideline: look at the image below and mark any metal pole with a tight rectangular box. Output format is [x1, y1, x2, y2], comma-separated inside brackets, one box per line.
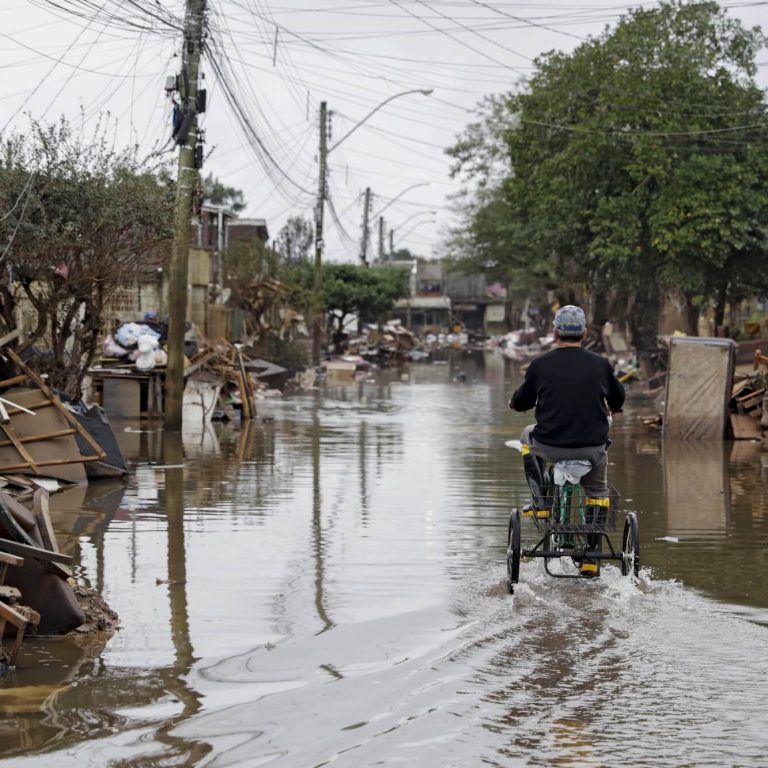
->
[312, 101, 328, 367]
[165, 0, 205, 431]
[360, 187, 371, 267]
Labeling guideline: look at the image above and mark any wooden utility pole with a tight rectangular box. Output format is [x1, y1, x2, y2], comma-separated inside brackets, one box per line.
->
[165, 0, 206, 430]
[360, 187, 371, 267]
[312, 101, 328, 366]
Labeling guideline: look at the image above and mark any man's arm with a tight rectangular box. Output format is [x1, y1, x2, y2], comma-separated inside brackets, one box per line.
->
[509, 365, 538, 412]
[604, 361, 626, 413]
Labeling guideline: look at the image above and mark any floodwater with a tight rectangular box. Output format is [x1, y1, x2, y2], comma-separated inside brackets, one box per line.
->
[1, 351, 767, 767]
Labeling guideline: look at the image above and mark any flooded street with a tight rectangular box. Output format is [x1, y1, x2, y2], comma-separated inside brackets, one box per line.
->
[1, 351, 767, 767]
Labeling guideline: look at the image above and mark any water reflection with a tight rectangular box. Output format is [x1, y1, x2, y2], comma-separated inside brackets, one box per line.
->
[663, 438, 730, 533]
[312, 396, 333, 634]
[119, 433, 210, 767]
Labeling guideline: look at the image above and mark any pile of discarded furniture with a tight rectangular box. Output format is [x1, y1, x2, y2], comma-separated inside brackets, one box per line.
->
[728, 350, 768, 440]
[89, 340, 289, 423]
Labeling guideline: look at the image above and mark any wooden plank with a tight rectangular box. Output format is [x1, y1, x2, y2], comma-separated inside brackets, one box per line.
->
[3, 399, 54, 415]
[0, 328, 21, 348]
[0, 423, 40, 474]
[0, 601, 27, 667]
[0, 586, 21, 601]
[32, 488, 59, 554]
[183, 349, 215, 379]
[730, 413, 762, 440]
[0, 537, 73, 565]
[0, 552, 23, 568]
[0, 428, 77, 450]
[0, 455, 102, 472]
[0, 601, 27, 631]
[736, 387, 766, 403]
[0, 374, 30, 389]
[237, 350, 257, 420]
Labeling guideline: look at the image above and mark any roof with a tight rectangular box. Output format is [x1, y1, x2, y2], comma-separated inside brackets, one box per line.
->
[226, 218, 269, 242]
[395, 296, 451, 310]
[228, 218, 268, 228]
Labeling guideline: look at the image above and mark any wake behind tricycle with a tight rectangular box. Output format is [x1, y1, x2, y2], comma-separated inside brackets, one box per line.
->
[506, 452, 640, 592]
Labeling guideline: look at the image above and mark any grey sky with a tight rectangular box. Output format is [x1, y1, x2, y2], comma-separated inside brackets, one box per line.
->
[3, 1, 766, 261]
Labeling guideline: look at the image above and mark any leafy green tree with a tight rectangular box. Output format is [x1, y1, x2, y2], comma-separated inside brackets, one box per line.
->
[390, 247, 418, 261]
[0, 116, 174, 396]
[275, 216, 313, 263]
[449, 1, 768, 347]
[202, 173, 246, 213]
[322, 264, 408, 333]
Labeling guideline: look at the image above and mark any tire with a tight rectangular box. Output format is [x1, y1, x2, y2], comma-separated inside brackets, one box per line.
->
[621, 512, 640, 577]
[507, 509, 522, 592]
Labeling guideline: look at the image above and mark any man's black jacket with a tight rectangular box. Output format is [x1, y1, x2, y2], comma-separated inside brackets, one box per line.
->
[509, 346, 625, 448]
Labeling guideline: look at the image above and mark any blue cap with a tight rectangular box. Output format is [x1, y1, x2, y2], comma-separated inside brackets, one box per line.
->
[553, 305, 586, 335]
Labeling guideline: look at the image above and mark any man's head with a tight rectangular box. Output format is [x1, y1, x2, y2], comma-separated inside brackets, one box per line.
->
[553, 305, 586, 343]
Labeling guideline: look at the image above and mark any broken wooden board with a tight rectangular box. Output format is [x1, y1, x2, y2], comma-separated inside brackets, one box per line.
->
[0, 389, 87, 484]
[730, 413, 762, 440]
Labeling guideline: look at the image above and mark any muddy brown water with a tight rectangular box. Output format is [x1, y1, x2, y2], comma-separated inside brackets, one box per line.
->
[0, 351, 766, 767]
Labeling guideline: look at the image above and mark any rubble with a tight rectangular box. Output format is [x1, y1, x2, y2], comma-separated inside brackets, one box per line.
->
[90, 337, 292, 423]
[0, 488, 88, 668]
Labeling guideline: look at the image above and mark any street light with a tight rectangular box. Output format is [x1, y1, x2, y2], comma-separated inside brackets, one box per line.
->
[393, 216, 437, 248]
[388, 210, 436, 259]
[393, 209, 436, 232]
[328, 88, 434, 154]
[312, 87, 434, 365]
[372, 182, 430, 220]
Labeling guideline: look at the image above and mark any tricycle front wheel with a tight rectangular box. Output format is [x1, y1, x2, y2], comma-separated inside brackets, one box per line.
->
[621, 512, 640, 578]
[507, 509, 521, 592]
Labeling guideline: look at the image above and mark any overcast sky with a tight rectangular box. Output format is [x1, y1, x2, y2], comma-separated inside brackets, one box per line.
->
[3, 1, 767, 262]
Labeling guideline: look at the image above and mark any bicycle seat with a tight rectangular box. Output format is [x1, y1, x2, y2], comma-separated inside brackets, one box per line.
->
[553, 459, 592, 486]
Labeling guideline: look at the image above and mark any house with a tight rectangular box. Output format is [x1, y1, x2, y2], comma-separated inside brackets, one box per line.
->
[444, 272, 507, 334]
[390, 260, 507, 334]
[104, 206, 270, 345]
[190, 206, 270, 341]
[390, 260, 451, 331]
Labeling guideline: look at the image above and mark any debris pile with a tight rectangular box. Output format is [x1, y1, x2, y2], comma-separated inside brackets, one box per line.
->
[0, 347, 126, 483]
[91, 338, 290, 423]
[103, 317, 169, 370]
[728, 351, 768, 440]
[0, 487, 96, 669]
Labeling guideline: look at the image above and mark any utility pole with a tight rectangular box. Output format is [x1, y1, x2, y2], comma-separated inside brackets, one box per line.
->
[360, 187, 371, 267]
[165, 0, 206, 430]
[313, 101, 328, 366]
[389, 228, 394, 259]
[378, 216, 384, 262]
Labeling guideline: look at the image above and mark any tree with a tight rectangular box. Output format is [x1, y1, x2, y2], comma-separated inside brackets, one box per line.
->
[448, 1, 768, 348]
[275, 216, 313, 263]
[322, 264, 408, 333]
[202, 173, 246, 212]
[0, 116, 174, 396]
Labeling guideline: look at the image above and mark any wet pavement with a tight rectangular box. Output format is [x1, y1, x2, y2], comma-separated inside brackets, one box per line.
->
[0, 351, 767, 766]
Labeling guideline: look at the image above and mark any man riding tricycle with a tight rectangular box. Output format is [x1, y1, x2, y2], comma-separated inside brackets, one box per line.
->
[506, 306, 640, 589]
